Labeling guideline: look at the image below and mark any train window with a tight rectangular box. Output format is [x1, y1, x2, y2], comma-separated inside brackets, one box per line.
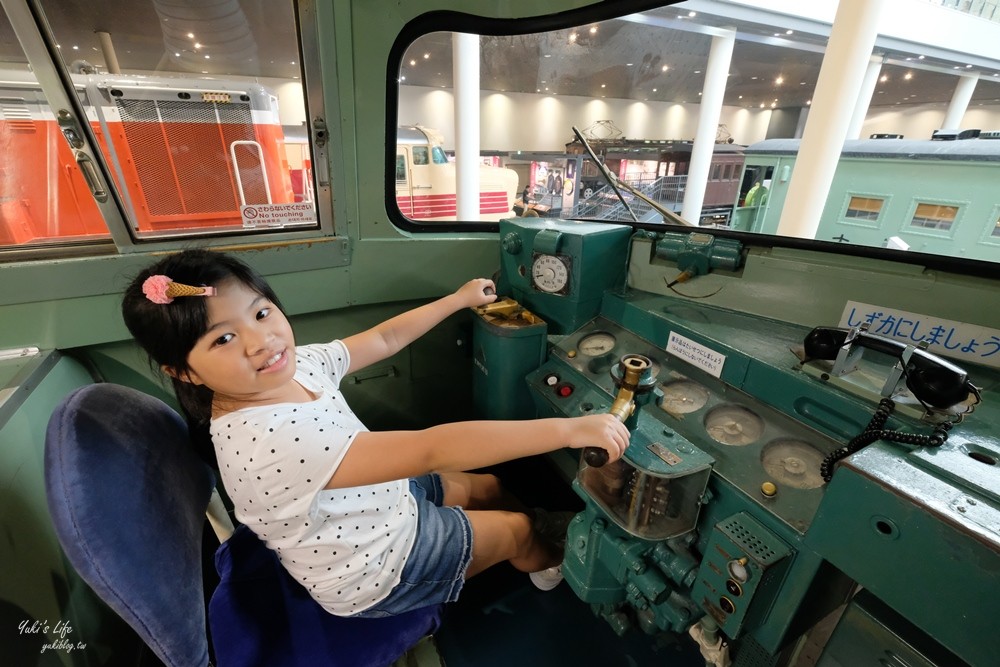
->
[910, 202, 960, 232]
[2, 0, 319, 247]
[844, 196, 885, 222]
[0, 8, 112, 249]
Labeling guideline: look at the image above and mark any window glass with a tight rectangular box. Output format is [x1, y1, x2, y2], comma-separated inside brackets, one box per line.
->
[0, 9, 110, 248]
[393, 1, 1000, 265]
[910, 203, 958, 231]
[845, 196, 884, 221]
[15, 0, 317, 243]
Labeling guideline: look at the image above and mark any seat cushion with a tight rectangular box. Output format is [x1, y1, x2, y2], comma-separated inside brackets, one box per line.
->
[211, 524, 443, 667]
[45, 384, 215, 667]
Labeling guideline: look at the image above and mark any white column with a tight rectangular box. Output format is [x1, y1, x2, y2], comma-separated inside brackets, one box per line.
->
[453, 33, 480, 220]
[681, 28, 736, 226]
[794, 106, 809, 138]
[776, 0, 886, 239]
[846, 55, 883, 139]
[942, 72, 979, 130]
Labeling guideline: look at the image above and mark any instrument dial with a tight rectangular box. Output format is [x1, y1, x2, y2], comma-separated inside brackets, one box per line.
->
[578, 331, 616, 357]
[659, 379, 710, 414]
[531, 254, 570, 293]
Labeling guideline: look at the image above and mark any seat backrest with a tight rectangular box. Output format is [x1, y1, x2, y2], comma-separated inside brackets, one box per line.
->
[45, 383, 214, 667]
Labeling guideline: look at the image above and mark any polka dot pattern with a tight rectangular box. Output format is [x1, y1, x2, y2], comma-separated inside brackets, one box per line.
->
[211, 340, 416, 615]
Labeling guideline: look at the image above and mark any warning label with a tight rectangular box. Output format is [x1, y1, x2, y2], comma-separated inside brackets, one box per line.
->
[241, 203, 317, 228]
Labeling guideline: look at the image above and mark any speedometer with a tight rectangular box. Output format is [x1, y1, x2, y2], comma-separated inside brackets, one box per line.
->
[531, 254, 570, 293]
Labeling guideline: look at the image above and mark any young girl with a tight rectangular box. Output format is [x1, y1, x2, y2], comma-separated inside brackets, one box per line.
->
[121, 248, 628, 617]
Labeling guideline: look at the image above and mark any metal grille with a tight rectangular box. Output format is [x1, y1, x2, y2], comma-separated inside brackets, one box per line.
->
[116, 98, 259, 216]
[720, 514, 786, 564]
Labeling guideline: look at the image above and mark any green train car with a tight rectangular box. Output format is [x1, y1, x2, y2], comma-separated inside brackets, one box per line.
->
[734, 138, 1000, 261]
[2, 1, 998, 666]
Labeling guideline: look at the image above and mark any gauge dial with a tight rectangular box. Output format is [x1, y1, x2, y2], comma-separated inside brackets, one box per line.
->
[531, 254, 570, 293]
[578, 331, 616, 357]
[704, 404, 765, 446]
[659, 379, 710, 414]
[760, 439, 825, 489]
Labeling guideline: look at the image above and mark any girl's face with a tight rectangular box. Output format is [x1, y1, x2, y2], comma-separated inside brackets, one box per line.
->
[177, 279, 297, 410]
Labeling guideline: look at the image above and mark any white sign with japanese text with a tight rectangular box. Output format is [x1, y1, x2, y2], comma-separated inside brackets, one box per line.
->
[666, 331, 726, 377]
[241, 203, 317, 227]
[839, 301, 1000, 370]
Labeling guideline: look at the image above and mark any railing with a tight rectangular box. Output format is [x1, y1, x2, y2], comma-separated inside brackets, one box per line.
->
[931, 0, 1000, 22]
[569, 174, 687, 222]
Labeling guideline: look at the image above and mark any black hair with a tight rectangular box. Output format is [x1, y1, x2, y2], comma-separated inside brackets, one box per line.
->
[121, 249, 283, 465]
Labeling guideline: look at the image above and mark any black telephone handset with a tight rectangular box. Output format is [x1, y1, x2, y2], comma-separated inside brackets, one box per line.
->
[803, 326, 971, 409]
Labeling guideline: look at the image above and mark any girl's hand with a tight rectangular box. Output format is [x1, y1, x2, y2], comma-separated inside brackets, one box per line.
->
[565, 414, 630, 463]
[457, 278, 498, 308]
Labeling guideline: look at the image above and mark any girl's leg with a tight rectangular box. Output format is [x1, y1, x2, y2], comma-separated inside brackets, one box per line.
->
[439, 471, 530, 513]
[462, 509, 561, 578]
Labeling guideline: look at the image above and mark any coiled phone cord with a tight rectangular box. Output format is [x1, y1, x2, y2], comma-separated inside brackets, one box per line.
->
[820, 398, 955, 483]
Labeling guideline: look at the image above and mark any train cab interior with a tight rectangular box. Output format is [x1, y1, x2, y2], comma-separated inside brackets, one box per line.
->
[2, 1, 999, 666]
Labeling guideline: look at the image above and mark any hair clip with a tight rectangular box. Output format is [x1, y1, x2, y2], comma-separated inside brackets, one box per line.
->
[142, 274, 216, 304]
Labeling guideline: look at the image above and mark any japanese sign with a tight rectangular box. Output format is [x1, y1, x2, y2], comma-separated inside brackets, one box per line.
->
[667, 331, 726, 378]
[839, 301, 1000, 370]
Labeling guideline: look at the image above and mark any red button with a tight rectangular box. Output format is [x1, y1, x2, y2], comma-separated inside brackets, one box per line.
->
[556, 384, 574, 397]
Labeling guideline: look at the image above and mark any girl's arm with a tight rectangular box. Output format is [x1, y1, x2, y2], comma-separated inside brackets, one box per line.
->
[325, 414, 630, 489]
[342, 278, 496, 373]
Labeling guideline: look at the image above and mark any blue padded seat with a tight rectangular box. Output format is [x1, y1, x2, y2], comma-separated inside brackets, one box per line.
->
[45, 383, 443, 667]
[211, 523, 442, 666]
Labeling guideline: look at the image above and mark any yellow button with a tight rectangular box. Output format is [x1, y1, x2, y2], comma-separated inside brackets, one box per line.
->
[761, 481, 777, 497]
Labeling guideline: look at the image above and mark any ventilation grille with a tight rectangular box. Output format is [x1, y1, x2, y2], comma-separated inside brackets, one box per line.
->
[115, 98, 263, 216]
[719, 514, 788, 565]
[0, 97, 35, 132]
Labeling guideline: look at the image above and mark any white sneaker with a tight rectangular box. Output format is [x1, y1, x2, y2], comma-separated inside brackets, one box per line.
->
[529, 565, 564, 591]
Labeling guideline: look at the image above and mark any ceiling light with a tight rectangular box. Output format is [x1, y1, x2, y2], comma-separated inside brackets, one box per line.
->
[770, 101, 777, 108]
[409, 60, 416, 66]
[786, 30, 793, 35]
[880, 75, 887, 82]
[590, 26, 598, 34]
[601, 84, 606, 88]
[904, 72, 912, 80]
[194, 42, 202, 49]
[759, 103, 765, 108]
[187, 32, 194, 39]
[688, 11, 697, 17]
[569, 33, 578, 42]
[544, 54, 551, 58]
[662, 65, 668, 72]
[918, 55, 925, 59]
[423, 53, 430, 59]
[775, 76, 784, 85]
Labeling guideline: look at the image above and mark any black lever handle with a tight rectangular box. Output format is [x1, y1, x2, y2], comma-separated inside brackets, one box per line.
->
[582, 447, 609, 467]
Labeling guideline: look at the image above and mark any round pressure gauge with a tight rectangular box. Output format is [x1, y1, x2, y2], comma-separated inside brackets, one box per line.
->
[578, 331, 616, 357]
[531, 254, 570, 293]
[659, 379, 710, 414]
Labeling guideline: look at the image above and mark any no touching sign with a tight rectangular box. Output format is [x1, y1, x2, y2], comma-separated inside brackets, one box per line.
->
[241, 203, 317, 227]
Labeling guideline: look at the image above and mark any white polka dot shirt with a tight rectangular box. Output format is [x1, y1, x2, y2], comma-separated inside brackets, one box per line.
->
[211, 340, 417, 615]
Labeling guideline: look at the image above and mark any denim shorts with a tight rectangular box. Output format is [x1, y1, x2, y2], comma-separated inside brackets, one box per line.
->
[351, 474, 473, 617]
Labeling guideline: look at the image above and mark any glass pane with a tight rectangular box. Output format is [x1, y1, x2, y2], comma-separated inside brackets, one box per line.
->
[845, 196, 884, 220]
[0, 10, 110, 248]
[393, 1, 1000, 264]
[910, 203, 958, 230]
[35, 0, 316, 239]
